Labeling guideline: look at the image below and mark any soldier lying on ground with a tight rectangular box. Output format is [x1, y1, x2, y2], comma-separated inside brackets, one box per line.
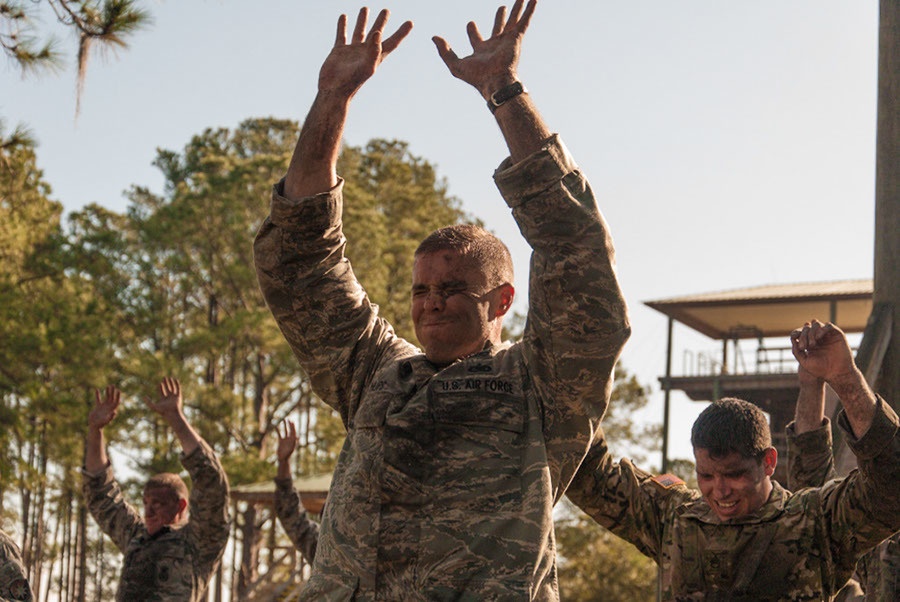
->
[83, 378, 231, 602]
[567, 320, 900, 600]
[788, 339, 900, 602]
[0, 529, 33, 602]
[274, 419, 319, 566]
[253, 0, 630, 598]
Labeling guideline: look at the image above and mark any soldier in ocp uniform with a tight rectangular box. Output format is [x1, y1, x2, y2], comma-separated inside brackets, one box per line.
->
[788, 341, 900, 602]
[82, 378, 231, 602]
[253, 0, 631, 598]
[0, 529, 33, 602]
[567, 320, 900, 600]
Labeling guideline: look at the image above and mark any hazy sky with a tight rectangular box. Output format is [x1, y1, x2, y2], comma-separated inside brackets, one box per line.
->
[2, 0, 880, 463]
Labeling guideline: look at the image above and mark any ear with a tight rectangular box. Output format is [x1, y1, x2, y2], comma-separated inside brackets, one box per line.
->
[493, 284, 515, 318]
[762, 447, 777, 476]
[176, 498, 188, 519]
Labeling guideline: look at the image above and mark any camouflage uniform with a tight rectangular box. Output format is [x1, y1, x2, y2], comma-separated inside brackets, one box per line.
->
[82, 442, 231, 602]
[274, 477, 319, 564]
[254, 135, 630, 600]
[0, 530, 32, 602]
[788, 416, 900, 601]
[567, 398, 900, 601]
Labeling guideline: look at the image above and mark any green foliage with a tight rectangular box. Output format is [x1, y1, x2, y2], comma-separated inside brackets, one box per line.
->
[556, 499, 658, 602]
[2, 1, 151, 116]
[602, 367, 662, 465]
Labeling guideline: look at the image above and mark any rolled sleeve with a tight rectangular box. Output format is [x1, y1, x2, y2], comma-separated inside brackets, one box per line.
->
[838, 397, 899, 461]
[786, 419, 836, 490]
[493, 135, 578, 207]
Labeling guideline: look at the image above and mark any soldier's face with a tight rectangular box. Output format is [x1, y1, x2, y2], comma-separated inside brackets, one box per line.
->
[143, 488, 184, 535]
[411, 250, 510, 366]
[694, 447, 777, 521]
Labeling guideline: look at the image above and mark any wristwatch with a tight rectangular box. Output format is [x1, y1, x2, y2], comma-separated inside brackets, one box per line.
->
[487, 81, 527, 114]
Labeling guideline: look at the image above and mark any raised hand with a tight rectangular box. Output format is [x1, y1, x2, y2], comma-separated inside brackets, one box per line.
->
[791, 320, 855, 383]
[277, 420, 299, 464]
[433, 0, 537, 97]
[318, 7, 413, 98]
[88, 385, 121, 431]
[147, 377, 184, 421]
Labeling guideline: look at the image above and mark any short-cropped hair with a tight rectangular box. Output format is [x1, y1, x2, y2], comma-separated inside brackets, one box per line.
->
[415, 224, 514, 287]
[144, 472, 189, 504]
[691, 397, 772, 460]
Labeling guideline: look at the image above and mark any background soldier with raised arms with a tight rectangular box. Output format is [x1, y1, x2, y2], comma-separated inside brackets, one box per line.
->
[274, 419, 319, 566]
[83, 378, 230, 601]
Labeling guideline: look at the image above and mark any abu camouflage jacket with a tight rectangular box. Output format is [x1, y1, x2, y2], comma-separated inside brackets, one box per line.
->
[0, 530, 32, 602]
[274, 477, 320, 565]
[567, 398, 900, 601]
[254, 135, 630, 600]
[82, 442, 231, 602]
[788, 417, 900, 601]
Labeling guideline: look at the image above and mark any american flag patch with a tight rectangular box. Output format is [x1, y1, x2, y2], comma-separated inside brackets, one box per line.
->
[650, 474, 685, 489]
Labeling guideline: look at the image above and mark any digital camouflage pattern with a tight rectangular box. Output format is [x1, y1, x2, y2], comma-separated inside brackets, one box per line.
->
[567, 398, 900, 601]
[82, 442, 230, 602]
[788, 417, 900, 601]
[254, 136, 630, 600]
[274, 477, 319, 565]
[0, 530, 32, 602]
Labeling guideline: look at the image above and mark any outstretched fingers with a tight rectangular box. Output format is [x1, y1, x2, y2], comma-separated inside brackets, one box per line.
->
[160, 376, 180, 399]
[467, 20, 485, 49]
[90, 385, 121, 429]
[352, 7, 369, 44]
[509, 0, 537, 33]
[334, 13, 348, 47]
[382, 18, 413, 56]
[512, 0, 537, 33]
[432, 36, 460, 69]
[492, 5, 507, 36]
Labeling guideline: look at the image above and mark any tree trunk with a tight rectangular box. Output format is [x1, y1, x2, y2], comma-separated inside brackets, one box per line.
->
[238, 504, 262, 597]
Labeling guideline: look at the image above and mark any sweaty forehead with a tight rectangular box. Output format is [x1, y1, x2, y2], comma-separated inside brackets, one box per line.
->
[412, 250, 488, 286]
[144, 488, 179, 505]
[694, 448, 755, 471]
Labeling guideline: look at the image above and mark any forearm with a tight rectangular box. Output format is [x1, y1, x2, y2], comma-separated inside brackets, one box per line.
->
[275, 477, 319, 563]
[277, 459, 291, 480]
[829, 367, 877, 438]
[794, 378, 826, 434]
[166, 412, 202, 456]
[486, 80, 551, 164]
[85, 427, 109, 473]
[81, 467, 143, 552]
[284, 90, 351, 200]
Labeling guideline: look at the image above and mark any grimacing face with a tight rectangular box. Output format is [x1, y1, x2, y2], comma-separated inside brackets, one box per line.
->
[411, 249, 512, 365]
[143, 487, 185, 535]
[694, 447, 776, 521]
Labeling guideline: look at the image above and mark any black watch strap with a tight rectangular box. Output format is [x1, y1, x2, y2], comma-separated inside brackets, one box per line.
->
[487, 81, 527, 114]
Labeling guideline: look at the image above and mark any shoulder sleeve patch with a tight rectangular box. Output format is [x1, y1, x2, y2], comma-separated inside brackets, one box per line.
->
[650, 473, 685, 489]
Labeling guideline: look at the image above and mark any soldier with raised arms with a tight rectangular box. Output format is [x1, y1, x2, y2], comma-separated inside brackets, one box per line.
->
[567, 320, 900, 600]
[253, 0, 630, 598]
[83, 378, 230, 601]
[788, 331, 900, 601]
